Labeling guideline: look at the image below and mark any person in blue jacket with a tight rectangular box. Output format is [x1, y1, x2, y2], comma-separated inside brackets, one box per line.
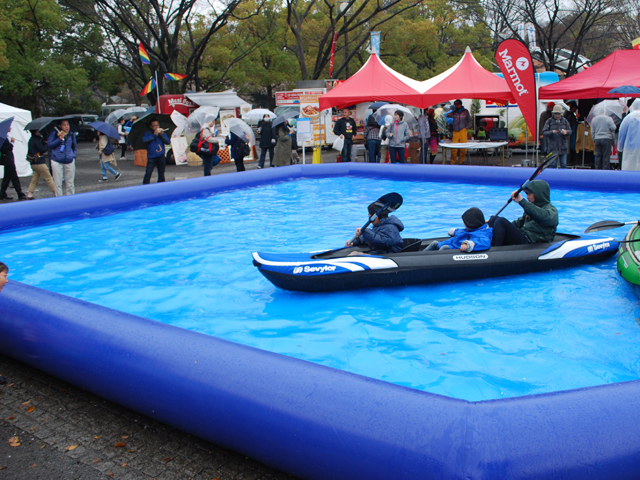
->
[142, 120, 171, 184]
[47, 119, 77, 196]
[426, 207, 493, 252]
[346, 202, 405, 254]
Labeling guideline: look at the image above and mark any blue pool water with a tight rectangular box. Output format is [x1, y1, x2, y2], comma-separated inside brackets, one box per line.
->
[1, 177, 639, 402]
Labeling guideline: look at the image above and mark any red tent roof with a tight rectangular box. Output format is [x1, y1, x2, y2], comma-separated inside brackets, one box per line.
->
[539, 50, 640, 99]
[415, 47, 515, 106]
[319, 48, 515, 110]
[319, 55, 423, 111]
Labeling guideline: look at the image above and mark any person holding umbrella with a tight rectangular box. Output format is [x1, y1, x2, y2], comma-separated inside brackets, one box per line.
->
[142, 120, 171, 184]
[117, 117, 128, 160]
[25, 129, 55, 199]
[0, 122, 27, 201]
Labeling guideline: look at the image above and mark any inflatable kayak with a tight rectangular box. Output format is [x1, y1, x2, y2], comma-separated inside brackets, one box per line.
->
[617, 223, 640, 295]
[253, 233, 619, 292]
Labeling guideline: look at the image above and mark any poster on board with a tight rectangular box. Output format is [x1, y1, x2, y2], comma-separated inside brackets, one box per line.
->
[171, 137, 189, 165]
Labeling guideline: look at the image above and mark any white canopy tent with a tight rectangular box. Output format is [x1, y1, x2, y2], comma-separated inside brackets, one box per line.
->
[0, 102, 32, 177]
[186, 90, 250, 109]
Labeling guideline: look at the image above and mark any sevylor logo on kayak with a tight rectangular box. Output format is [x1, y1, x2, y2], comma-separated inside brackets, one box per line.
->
[293, 265, 337, 274]
[587, 242, 610, 253]
[453, 254, 489, 261]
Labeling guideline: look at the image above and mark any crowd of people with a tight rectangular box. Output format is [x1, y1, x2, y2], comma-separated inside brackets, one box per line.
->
[1, 97, 639, 202]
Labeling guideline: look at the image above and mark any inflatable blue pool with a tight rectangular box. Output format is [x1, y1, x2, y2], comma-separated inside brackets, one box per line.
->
[2, 163, 640, 480]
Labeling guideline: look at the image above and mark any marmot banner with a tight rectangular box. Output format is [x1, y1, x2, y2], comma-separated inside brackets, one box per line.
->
[495, 39, 537, 138]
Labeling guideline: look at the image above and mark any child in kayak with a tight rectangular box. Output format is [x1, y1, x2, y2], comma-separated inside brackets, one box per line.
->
[346, 202, 405, 254]
[426, 207, 493, 252]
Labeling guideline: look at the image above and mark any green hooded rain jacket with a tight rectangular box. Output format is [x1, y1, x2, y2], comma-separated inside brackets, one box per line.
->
[512, 180, 558, 243]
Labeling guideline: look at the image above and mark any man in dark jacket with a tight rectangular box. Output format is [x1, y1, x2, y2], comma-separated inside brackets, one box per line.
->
[488, 180, 558, 246]
[446, 99, 472, 165]
[141, 120, 171, 184]
[543, 105, 572, 168]
[333, 108, 357, 162]
[538, 102, 555, 155]
[346, 202, 405, 254]
[257, 115, 276, 168]
[563, 101, 579, 165]
[47, 119, 77, 196]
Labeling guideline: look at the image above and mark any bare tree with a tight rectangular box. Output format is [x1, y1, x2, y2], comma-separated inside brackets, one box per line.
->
[475, 0, 622, 75]
[286, 0, 424, 80]
[61, 0, 267, 97]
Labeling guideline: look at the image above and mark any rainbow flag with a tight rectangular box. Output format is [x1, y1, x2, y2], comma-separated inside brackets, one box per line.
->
[164, 73, 187, 81]
[633, 36, 640, 50]
[139, 78, 156, 96]
[139, 43, 151, 65]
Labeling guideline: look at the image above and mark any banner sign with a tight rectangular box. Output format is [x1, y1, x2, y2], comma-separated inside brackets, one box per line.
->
[329, 32, 338, 78]
[495, 39, 538, 139]
[370, 32, 381, 56]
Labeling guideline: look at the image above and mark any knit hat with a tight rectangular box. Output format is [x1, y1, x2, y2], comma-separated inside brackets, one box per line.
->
[462, 207, 485, 229]
[547, 102, 555, 109]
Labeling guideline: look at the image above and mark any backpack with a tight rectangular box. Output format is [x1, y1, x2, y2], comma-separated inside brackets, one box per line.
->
[190, 132, 219, 155]
[240, 140, 251, 157]
[103, 138, 115, 156]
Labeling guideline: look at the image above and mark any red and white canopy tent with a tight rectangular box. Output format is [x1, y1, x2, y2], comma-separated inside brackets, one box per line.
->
[319, 47, 515, 111]
[318, 54, 423, 111]
[539, 50, 640, 99]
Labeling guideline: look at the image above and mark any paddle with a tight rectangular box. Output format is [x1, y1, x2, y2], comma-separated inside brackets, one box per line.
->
[584, 220, 639, 233]
[492, 152, 558, 218]
[348, 192, 403, 246]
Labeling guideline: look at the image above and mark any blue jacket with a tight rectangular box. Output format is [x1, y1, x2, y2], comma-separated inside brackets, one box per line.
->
[47, 130, 77, 164]
[438, 224, 493, 252]
[355, 216, 405, 254]
[142, 130, 171, 158]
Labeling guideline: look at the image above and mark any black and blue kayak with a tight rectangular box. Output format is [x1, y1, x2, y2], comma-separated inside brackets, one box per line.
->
[252, 233, 619, 292]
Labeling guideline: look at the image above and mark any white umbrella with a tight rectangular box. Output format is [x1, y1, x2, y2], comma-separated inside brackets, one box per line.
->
[185, 106, 220, 137]
[105, 109, 127, 126]
[242, 108, 276, 120]
[225, 118, 256, 146]
[373, 104, 417, 128]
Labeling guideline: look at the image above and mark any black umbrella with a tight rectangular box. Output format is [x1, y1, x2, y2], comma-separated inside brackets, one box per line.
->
[128, 113, 176, 150]
[272, 111, 300, 128]
[24, 115, 79, 136]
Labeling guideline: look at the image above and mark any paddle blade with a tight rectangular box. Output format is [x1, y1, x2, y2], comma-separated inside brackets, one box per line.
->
[584, 220, 637, 233]
[374, 192, 403, 213]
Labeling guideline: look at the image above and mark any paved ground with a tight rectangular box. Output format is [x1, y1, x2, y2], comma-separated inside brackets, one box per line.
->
[0, 139, 586, 479]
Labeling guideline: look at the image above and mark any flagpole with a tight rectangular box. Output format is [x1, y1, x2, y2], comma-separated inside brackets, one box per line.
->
[155, 71, 161, 114]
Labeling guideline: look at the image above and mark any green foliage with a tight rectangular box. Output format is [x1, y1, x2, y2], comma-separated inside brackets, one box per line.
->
[0, 0, 89, 115]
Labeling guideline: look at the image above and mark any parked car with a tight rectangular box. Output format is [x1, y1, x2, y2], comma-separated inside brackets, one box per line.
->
[67, 114, 99, 141]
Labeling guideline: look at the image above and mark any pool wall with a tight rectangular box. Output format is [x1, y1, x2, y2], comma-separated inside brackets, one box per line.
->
[2, 163, 640, 479]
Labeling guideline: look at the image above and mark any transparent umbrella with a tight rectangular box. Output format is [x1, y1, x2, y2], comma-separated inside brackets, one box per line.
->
[225, 118, 255, 146]
[242, 109, 276, 121]
[373, 104, 417, 128]
[185, 107, 220, 138]
[586, 100, 625, 127]
[105, 109, 127, 126]
[121, 106, 147, 121]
